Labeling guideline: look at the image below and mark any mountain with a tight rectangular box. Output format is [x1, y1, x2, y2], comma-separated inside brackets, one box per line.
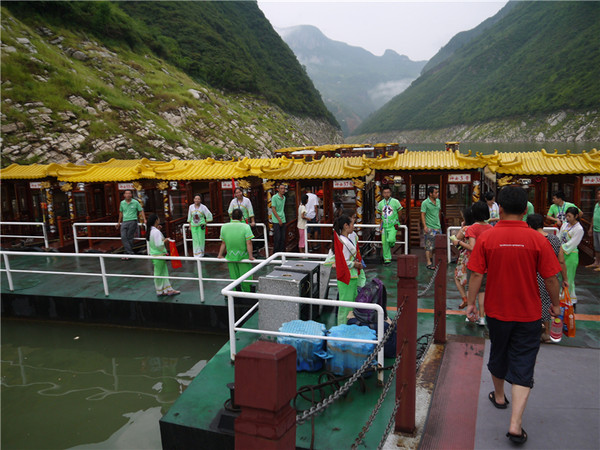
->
[353, 1, 600, 141]
[0, 2, 342, 165]
[278, 25, 426, 135]
[420, 2, 517, 76]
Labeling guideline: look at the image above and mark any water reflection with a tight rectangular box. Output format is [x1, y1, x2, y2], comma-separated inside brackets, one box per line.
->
[1, 320, 226, 450]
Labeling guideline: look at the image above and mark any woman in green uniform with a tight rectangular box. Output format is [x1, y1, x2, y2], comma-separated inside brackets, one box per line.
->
[147, 214, 180, 296]
[188, 193, 213, 257]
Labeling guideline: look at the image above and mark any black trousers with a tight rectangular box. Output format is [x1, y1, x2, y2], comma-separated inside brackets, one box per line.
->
[273, 222, 286, 253]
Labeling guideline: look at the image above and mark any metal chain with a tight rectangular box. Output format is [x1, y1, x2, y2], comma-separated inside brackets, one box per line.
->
[351, 341, 406, 449]
[416, 315, 440, 372]
[296, 299, 406, 425]
[377, 384, 405, 450]
[417, 261, 441, 297]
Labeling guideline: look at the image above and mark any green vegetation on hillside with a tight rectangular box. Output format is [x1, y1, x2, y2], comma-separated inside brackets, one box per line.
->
[4, 1, 337, 126]
[355, 1, 600, 135]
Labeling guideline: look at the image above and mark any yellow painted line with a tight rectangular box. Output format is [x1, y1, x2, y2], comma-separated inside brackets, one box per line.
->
[386, 306, 600, 322]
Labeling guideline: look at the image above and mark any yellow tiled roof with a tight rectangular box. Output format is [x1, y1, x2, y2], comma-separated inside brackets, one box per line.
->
[365, 150, 486, 171]
[1, 149, 597, 182]
[55, 159, 185, 182]
[0, 163, 58, 179]
[476, 149, 600, 174]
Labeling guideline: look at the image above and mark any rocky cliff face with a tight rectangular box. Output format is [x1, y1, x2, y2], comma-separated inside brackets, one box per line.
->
[0, 12, 342, 165]
[349, 110, 600, 146]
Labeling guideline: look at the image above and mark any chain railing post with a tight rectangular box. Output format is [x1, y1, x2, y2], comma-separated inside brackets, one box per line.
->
[235, 341, 297, 449]
[395, 254, 418, 433]
[434, 234, 447, 344]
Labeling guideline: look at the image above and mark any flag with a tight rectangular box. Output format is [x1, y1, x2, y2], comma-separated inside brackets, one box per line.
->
[356, 241, 362, 275]
[333, 232, 351, 285]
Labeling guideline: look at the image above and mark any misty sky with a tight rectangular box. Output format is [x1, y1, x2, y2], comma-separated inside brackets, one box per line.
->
[258, 1, 508, 61]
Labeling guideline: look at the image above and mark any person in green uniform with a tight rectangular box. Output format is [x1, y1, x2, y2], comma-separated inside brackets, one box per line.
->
[147, 214, 179, 296]
[188, 193, 213, 257]
[325, 214, 362, 325]
[421, 186, 441, 269]
[117, 189, 146, 259]
[271, 183, 287, 253]
[376, 186, 403, 264]
[522, 201, 535, 222]
[218, 208, 255, 292]
[586, 187, 600, 271]
[546, 190, 582, 227]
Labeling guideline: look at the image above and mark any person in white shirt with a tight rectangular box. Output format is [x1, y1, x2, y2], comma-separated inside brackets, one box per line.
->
[485, 191, 500, 226]
[188, 194, 213, 257]
[228, 187, 255, 226]
[297, 194, 308, 253]
[559, 207, 584, 304]
[305, 190, 320, 246]
[147, 214, 180, 296]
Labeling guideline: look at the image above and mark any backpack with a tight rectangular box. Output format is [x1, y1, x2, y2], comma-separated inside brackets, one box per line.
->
[353, 278, 387, 326]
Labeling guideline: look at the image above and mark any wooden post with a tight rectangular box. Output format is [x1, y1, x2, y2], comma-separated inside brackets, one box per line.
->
[434, 234, 447, 344]
[395, 254, 418, 433]
[235, 341, 297, 450]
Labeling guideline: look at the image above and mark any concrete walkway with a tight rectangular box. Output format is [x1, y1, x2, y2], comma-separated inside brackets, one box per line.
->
[475, 341, 600, 449]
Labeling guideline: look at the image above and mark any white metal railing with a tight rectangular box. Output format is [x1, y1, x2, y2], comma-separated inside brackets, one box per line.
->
[221, 251, 385, 382]
[0, 221, 49, 248]
[72, 222, 146, 253]
[446, 225, 560, 262]
[305, 223, 409, 255]
[0, 250, 286, 303]
[182, 222, 270, 258]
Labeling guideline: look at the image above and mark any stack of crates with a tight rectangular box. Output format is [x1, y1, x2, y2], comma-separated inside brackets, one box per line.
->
[277, 320, 326, 372]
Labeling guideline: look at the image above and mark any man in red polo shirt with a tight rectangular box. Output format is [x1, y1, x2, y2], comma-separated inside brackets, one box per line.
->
[467, 186, 561, 445]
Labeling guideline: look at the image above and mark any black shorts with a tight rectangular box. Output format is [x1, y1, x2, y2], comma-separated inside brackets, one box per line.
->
[486, 316, 541, 388]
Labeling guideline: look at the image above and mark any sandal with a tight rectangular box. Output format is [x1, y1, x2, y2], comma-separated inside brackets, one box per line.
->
[426, 264, 435, 270]
[506, 428, 527, 444]
[167, 290, 180, 296]
[458, 301, 468, 309]
[488, 391, 509, 409]
[540, 333, 552, 344]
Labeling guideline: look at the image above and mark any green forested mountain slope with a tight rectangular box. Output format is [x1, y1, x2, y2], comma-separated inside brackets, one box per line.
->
[0, 5, 341, 165]
[355, 1, 600, 135]
[279, 25, 426, 135]
[4, 1, 336, 125]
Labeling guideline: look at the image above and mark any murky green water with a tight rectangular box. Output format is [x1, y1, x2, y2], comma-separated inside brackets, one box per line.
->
[408, 141, 600, 154]
[1, 320, 227, 450]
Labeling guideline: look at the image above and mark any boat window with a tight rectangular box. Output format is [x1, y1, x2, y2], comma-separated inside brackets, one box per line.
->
[169, 191, 188, 219]
[446, 184, 470, 227]
[53, 190, 68, 218]
[74, 192, 87, 217]
[581, 185, 599, 219]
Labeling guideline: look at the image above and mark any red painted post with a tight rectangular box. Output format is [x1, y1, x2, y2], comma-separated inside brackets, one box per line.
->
[433, 234, 447, 344]
[395, 254, 418, 433]
[235, 341, 297, 450]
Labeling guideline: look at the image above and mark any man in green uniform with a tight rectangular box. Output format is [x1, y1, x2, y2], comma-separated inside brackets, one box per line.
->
[117, 189, 146, 259]
[546, 190, 581, 227]
[522, 201, 534, 222]
[586, 187, 600, 271]
[421, 186, 442, 269]
[376, 186, 403, 264]
[218, 208, 255, 292]
[271, 183, 286, 253]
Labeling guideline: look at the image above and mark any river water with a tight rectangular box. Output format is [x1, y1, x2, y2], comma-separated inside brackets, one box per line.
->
[1, 320, 227, 450]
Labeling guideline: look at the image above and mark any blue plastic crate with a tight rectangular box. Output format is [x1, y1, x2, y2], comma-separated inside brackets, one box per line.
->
[326, 324, 376, 376]
[277, 320, 326, 372]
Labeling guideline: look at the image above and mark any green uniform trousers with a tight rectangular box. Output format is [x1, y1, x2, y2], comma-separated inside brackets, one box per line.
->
[381, 225, 397, 263]
[152, 259, 172, 295]
[191, 226, 206, 257]
[227, 261, 253, 292]
[564, 251, 579, 302]
[337, 278, 358, 326]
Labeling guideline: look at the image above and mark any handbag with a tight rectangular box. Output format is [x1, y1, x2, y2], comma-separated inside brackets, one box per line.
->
[169, 240, 183, 269]
[560, 287, 576, 338]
